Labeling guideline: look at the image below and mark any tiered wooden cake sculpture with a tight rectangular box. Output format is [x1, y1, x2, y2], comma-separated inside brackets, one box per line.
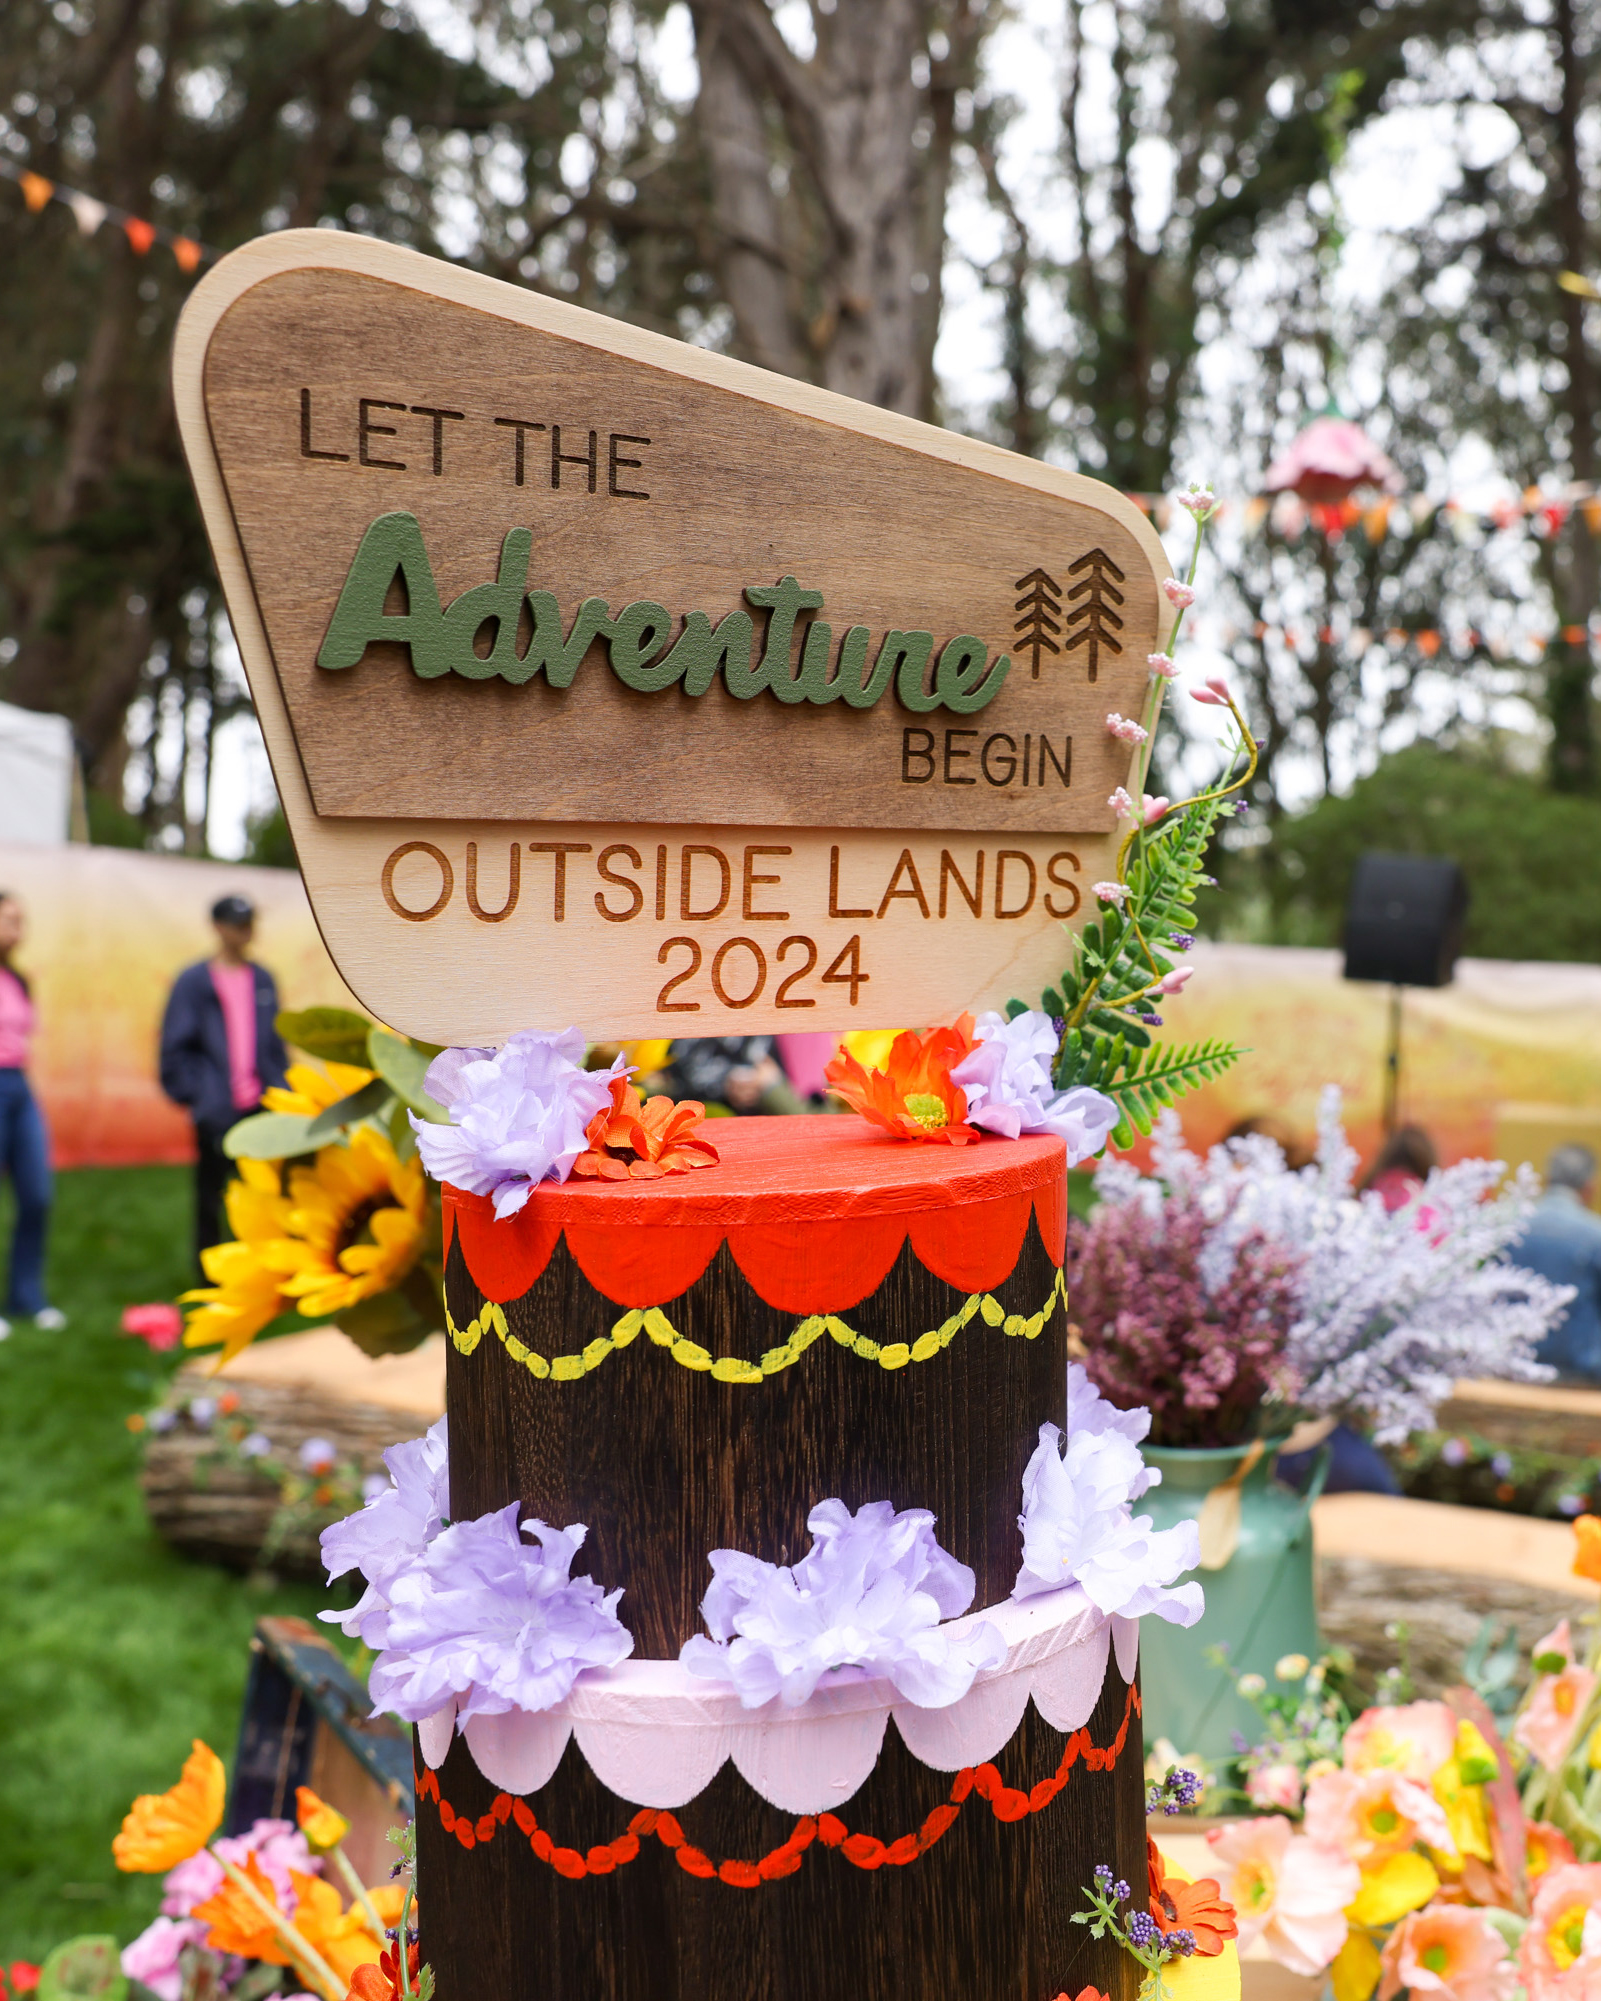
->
[171, 231, 1180, 2001]
[415, 1118, 1146, 2001]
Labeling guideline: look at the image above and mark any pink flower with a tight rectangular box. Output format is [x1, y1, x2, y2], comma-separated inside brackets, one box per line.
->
[121, 1918, 207, 2001]
[1246, 1762, 1305, 1812]
[1303, 1766, 1455, 1861]
[1264, 416, 1400, 504]
[1156, 967, 1193, 996]
[1148, 652, 1178, 679]
[1344, 1701, 1458, 1783]
[1380, 1903, 1518, 2001]
[1191, 675, 1233, 708]
[121, 1303, 182, 1351]
[1206, 1816, 1359, 1975]
[1522, 1863, 1601, 2001]
[160, 1816, 317, 1917]
[1105, 712, 1150, 743]
[1537, 1619, 1576, 1667]
[1177, 485, 1217, 520]
[1515, 1663, 1598, 1772]
[1142, 794, 1170, 825]
[1108, 786, 1136, 817]
[1163, 579, 1197, 609]
[1092, 881, 1128, 908]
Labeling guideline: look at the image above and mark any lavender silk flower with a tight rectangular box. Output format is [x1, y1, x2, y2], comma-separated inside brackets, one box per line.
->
[680, 1498, 1006, 1711]
[951, 1011, 1119, 1162]
[1012, 1370, 1202, 1624]
[411, 1028, 627, 1218]
[368, 1508, 633, 1725]
[320, 1415, 450, 1649]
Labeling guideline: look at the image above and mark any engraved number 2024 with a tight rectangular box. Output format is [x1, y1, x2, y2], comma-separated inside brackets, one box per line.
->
[655, 934, 868, 1013]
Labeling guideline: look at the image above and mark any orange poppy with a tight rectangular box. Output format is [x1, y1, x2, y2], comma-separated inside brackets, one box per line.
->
[1573, 1514, 1601, 1584]
[824, 1017, 980, 1143]
[345, 1940, 420, 2001]
[191, 1853, 291, 1964]
[572, 1078, 719, 1180]
[1148, 1838, 1239, 1958]
[112, 1740, 226, 1873]
[295, 1786, 351, 1855]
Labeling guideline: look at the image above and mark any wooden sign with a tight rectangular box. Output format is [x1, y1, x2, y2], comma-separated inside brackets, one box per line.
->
[174, 231, 1171, 1043]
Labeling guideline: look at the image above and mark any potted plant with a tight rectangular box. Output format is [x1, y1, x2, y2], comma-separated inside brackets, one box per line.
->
[1069, 1095, 1572, 1766]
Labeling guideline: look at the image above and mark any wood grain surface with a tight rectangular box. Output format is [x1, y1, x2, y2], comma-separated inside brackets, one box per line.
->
[415, 1660, 1146, 2001]
[444, 1216, 1064, 1657]
[172, 232, 1162, 1041]
[424, 1191, 1146, 2001]
[198, 260, 1164, 836]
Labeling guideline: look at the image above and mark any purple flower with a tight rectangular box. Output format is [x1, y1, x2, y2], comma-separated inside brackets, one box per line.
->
[1012, 1419, 1202, 1624]
[300, 1436, 337, 1474]
[680, 1498, 1005, 1711]
[1441, 1436, 1470, 1468]
[1128, 1911, 1159, 1948]
[1168, 932, 1194, 951]
[321, 1416, 449, 1648]
[368, 1509, 632, 1724]
[951, 1011, 1119, 1165]
[122, 1917, 207, 2000]
[412, 1029, 627, 1219]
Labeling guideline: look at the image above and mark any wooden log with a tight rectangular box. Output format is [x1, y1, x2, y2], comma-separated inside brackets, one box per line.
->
[417, 1116, 1147, 2001]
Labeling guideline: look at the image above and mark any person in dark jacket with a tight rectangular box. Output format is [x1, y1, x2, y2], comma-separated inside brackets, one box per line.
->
[159, 894, 288, 1269]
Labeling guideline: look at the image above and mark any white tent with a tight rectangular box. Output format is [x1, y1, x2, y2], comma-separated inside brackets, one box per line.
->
[0, 700, 74, 844]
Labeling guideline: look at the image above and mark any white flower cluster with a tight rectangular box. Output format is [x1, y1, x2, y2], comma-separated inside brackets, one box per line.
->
[1093, 1089, 1570, 1442]
[1012, 1366, 1203, 1624]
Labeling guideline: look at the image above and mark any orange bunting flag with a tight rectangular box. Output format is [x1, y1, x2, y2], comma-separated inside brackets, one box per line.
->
[123, 216, 156, 254]
[20, 171, 54, 212]
[172, 236, 202, 273]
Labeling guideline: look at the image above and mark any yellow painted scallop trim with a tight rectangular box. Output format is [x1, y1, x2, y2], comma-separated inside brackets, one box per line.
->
[446, 1266, 1068, 1386]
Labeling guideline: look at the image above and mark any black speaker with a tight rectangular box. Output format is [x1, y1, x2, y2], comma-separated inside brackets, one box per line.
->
[1342, 851, 1468, 987]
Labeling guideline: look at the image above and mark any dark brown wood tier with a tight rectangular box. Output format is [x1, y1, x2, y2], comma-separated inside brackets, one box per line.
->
[419, 1114, 1147, 2001]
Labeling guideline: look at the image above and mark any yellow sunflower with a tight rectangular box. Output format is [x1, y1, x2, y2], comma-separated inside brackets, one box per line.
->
[269, 1126, 428, 1319]
[179, 1159, 295, 1367]
[262, 1060, 377, 1119]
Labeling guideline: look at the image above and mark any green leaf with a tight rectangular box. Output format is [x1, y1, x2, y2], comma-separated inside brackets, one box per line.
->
[222, 1109, 316, 1159]
[337, 1288, 431, 1356]
[304, 1075, 394, 1144]
[390, 1097, 418, 1161]
[276, 1005, 374, 1067]
[38, 1938, 126, 2001]
[1534, 1651, 1569, 1674]
[1005, 997, 1027, 1020]
[369, 1027, 448, 1122]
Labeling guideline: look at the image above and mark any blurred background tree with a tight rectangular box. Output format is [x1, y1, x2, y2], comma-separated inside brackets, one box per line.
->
[0, 0, 1595, 962]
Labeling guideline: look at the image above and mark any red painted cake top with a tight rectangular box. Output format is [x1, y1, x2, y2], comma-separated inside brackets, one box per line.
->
[443, 1115, 1067, 1311]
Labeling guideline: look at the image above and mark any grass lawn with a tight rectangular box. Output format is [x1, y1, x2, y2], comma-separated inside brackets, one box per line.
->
[0, 1165, 329, 1958]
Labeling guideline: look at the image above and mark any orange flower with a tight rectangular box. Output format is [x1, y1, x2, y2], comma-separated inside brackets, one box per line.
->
[824, 1017, 980, 1143]
[1150, 1837, 1240, 1957]
[191, 1853, 291, 1964]
[1529, 1822, 1580, 1883]
[112, 1740, 225, 1872]
[295, 1786, 351, 1854]
[1573, 1516, 1601, 1585]
[572, 1078, 720, 1180]
[346, 1940, 420, 2001]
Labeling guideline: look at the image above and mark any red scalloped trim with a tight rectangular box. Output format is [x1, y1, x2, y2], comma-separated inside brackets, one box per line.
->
[417, 1681, 1138, 1882]
[443, 1117, 1066, 1313]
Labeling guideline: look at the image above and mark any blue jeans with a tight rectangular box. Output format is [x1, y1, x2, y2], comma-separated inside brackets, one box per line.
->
[0, 1068, 52, 1316]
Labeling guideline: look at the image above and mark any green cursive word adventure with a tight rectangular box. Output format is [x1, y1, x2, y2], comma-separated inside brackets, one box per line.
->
[315, 512, 1011, 716]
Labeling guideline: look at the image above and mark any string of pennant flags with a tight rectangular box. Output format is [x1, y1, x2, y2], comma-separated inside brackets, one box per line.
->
[0, 155, 211, 271]
[1194, 617, 1599, 662]
[1, 155, 1597, 665]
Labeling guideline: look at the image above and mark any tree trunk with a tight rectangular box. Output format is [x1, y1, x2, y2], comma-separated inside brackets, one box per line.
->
[688, 0, 986, 418]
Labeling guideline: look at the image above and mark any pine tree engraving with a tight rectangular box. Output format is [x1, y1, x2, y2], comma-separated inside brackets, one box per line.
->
[1012, 568, 1063, 678]
[1064, 548, 1126, 681]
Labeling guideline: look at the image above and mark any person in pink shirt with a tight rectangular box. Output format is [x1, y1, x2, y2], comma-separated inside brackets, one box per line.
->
[158, 894, 288, 1271]
[0, 891, 63, 1336]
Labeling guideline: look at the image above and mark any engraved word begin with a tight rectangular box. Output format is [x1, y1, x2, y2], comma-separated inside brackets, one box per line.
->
[315, 512, 1011, 717]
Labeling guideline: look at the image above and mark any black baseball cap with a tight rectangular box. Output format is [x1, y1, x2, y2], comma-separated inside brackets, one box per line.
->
[210, 894, 256, 926]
